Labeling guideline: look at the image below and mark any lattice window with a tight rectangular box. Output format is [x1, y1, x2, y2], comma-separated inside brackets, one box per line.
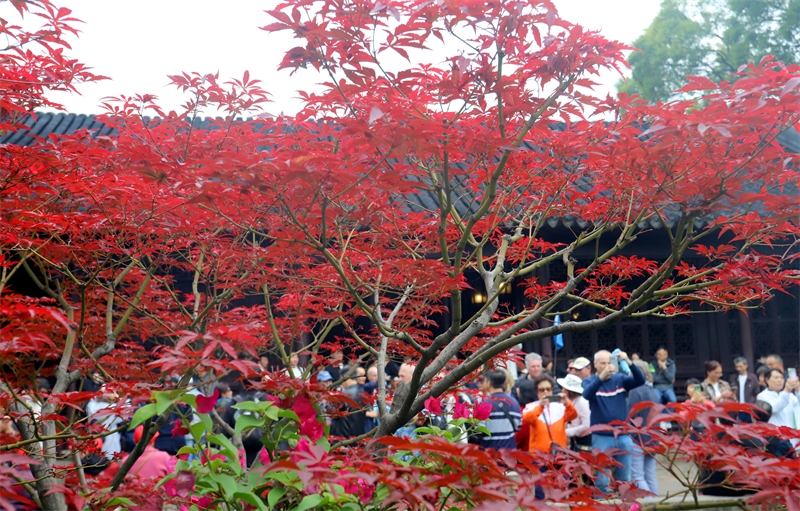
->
[548, 260, 568, 284]
[648, 321, 668, 354]
[776, 289, 798, 319]
[622, 323, 643, 357]
[780, 322, 799, 354]
[571, 329, 592, 358]
[597, 325, 617, 351]
[753, 322, 774, 355]
[673, 323, 695, 356]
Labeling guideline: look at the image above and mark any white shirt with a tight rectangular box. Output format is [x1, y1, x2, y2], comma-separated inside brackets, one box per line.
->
[85, 398, 123, 459]
[712, 382, 720, 398]
[285, 366, 304, 379]
[738, 374, 748, 403]
[565, 395, 591, 439]
[756, 388, 800, 446]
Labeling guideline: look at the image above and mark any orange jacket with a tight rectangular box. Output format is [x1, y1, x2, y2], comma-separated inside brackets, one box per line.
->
[521, 400, 577, 453]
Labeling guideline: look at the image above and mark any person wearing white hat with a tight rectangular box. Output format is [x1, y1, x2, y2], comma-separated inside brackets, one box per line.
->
[568, 357, 592, 381]
[557, 374, 591, 451]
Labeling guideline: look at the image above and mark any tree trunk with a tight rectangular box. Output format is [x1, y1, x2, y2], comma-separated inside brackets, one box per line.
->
[30, 462, 67, 511]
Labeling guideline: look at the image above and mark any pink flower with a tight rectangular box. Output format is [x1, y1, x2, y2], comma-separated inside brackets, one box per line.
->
[171, 420, 190, 436]
[259, 447, 271, 465]
[164, 470, 195, 498]
[299, 417, 325, 441]
[473, 401, 492, 421]
[292, 393, 316, 422]
[343, 477, 374, 503]
[453, 401, 470, 420]
[195, 389, 219, 414]
[290, 437, 329, 467]
[424, 396, 442, 415]
[291, 437, 313, 461]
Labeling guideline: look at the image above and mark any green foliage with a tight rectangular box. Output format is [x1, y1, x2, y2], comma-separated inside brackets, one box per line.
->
[122, 390, 499, 511]
[620, 0, 800, 101]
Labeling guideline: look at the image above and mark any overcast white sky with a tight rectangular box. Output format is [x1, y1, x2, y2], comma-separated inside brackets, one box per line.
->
[42, 0, 663, 116]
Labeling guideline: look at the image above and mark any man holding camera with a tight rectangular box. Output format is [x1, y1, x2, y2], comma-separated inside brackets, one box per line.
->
[582, 350, 646, 493]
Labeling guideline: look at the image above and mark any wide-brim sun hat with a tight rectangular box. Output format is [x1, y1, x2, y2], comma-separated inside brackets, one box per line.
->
[557, 374, 584, 394]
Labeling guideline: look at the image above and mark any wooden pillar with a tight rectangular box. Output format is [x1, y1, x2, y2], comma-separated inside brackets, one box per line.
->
[739, 310, 754, 366]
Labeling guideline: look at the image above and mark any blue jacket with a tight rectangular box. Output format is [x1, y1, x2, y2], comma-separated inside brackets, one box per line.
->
[583, 363, 645, 435]
[477, 392, 521, 450]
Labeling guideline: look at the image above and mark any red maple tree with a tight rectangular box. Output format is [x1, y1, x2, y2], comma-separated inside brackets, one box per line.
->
[2, 0, 800, 510]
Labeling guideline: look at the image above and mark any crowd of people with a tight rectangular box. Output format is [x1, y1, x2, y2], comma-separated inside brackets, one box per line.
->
[307, 348, 800, 496]
[4, 347, 798, 507]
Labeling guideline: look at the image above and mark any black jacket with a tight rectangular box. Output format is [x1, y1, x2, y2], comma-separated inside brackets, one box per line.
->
[728, 372, 760, 404]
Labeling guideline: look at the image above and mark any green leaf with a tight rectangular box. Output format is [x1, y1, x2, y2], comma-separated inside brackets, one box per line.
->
[129, 403, 157, 430]
[268, 486, 287, 508]
[181, 393, 197, 408]
[475, 425, 491, 436]
[200, 412, 213, 433]
[156, 473, 176, 489]
[208, 434, 240, 470]
[264, 406, 280, 420]
[176, 445, 195, 457]
[210, 472, 239, 498]
[106, 496, 136, 507]
[276, 409, 299, 421]
[190, 421, 207, 442]
[235, 413, 266, 436]
[153, 391, 182, 415]
[316, 436, 330, 452]
[235, 491, 269, 511]
[233, 401, 272, 413]
[293, 493, 324, 511]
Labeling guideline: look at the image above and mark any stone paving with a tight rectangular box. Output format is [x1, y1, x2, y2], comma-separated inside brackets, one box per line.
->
[635, 459, 750, 510]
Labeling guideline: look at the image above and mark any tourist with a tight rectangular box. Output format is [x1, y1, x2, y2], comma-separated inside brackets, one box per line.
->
[512, 353, 543, 395]
[85, 382, 124, 460]
[476, 369, 521, 450]
[651, 347, 676, 404]
[684, 379, 713, 407]
[570, 357, 592, 381]
[701, 360, 735, 403]
[557, 374, 591, 451]
[398, 363, 414, 383]
[756, 368, 800, 447]
[765, 354, 785, 375]
[756, 366, 769, 392]
[628, 360, 660, 495]
[729, 357, 759, 404]
[521, 374, 577, 453]
[326, 349, 344, 381]
[329, 365, 366, 438]
[514, 378, 537, 449]
[583, 350, 645, 492]
[127, 425, 171, 480]
[285, 352, 304, 379]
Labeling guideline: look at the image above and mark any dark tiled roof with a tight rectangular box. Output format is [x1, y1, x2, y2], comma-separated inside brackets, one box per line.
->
[3, 113, 798, 229]
[0, 112, 115, 145]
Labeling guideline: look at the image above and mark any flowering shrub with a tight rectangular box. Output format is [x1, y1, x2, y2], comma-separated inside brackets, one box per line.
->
[108, 390, 800, 511]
